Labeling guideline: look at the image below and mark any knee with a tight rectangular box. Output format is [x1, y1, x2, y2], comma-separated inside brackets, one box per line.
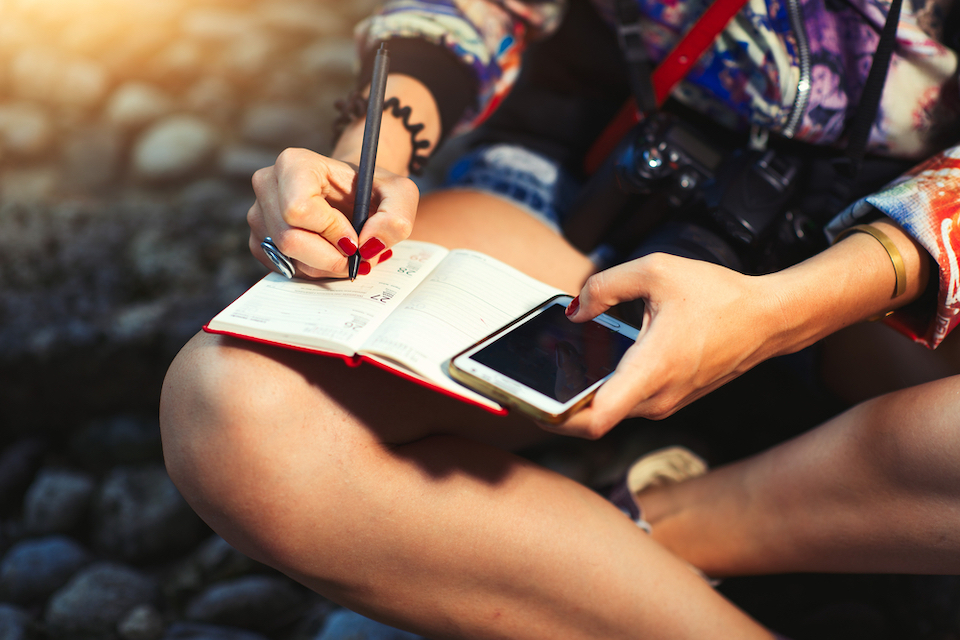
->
[854, 376, 960, 494]
[159, 332, 321, 563]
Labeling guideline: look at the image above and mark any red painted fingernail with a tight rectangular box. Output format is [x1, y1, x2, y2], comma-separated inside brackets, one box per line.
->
[565, 296, 580, 317]
[377, 249, 393, 264]
[359, 238, 385, 260]
[358, 261, 372, 276]
[338, 237, 358, 255]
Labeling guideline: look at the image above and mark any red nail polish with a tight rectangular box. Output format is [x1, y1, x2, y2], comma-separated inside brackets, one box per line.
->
[358, 261, 372, 276]
[338, 237, 358, 255]
[377, 249, 393, 264]
[565, 296, 580, 317]
[359, 238, 385, 261]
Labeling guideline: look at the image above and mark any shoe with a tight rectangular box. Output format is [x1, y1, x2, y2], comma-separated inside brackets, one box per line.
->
[607, 446, 719, 586]
[607, 446, 708, 533]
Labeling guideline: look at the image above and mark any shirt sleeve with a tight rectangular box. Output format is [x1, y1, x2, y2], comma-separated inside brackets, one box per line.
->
[824, 146, 960, 348]
[354, 0, 567, 136]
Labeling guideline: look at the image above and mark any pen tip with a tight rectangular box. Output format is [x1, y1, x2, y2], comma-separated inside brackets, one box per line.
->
[347, 252, 360, 281]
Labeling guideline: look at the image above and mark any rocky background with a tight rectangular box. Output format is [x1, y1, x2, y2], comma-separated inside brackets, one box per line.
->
[1, 1, 960, 639]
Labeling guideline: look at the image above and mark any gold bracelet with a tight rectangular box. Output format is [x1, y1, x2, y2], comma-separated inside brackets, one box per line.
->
[833, 224, 907, 299]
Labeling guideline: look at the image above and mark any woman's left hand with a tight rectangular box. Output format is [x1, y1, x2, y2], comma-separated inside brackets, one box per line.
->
[545, 253, 776, 439]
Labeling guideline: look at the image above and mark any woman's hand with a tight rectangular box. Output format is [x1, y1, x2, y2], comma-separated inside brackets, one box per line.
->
[545, 216, 930, 440]
[550, 253, 772, 439]
[247, 73, 440, 279]
[247, 148, 420, 279]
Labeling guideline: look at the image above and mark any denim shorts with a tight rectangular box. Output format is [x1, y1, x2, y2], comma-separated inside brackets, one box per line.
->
[443, 144, 579, 234]
[441, 143, 620, 267]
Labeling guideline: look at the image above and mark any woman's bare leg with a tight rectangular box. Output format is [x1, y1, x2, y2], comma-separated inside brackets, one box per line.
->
[160, 190, 774, 639]
[640, 374, 960, 577]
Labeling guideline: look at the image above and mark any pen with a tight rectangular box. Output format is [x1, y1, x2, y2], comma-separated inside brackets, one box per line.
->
[349, 42, 390, 281]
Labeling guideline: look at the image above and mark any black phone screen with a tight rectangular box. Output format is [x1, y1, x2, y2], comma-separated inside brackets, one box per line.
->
[470, 304, 636, 403]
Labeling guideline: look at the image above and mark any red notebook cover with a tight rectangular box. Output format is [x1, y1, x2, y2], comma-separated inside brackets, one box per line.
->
[202, 324, 509, 416]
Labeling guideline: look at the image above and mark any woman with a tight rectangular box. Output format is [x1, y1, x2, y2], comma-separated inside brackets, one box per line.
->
[160, 0, 960, 636]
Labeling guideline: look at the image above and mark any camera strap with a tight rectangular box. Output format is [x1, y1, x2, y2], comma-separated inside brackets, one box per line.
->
[587, 0, 751, 173]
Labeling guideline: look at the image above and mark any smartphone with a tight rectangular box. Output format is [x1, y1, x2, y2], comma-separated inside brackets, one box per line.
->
[450, 294, 640, 423]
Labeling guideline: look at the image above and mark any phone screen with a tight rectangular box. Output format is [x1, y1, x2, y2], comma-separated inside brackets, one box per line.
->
[468, 303, 636, 403]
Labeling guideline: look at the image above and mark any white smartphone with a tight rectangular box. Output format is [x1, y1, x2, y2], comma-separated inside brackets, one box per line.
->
[450, 294, 640, 423]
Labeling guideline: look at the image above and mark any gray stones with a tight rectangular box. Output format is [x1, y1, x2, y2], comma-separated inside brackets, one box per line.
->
[218, 144, 277, 181]
[185, 575, 307, 632]
[133, 116, 221, 182]
[0, 1, 414, 637]
[315, 610, 426, 640]
[105, 83, 175, 130]
[117, 605, 164, 640]
[240, 103, 321, 150]
[92, 465, 206, 563]
[44, 562, 159, 639]
[162, 623, 267, 640]
[0, 103, 53, 156]
[23, 469, 96, 535]
[0, 536, 92, 604]
[0, 605, 31, 640]
[10, 48, 108, 109]
[61, 125, 123, 191]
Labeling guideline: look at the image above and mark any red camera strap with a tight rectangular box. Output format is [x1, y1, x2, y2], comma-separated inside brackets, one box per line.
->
[584, 0, 752, 174]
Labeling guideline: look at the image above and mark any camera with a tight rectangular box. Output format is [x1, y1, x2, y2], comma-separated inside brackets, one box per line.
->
[563, 112, 821, 275]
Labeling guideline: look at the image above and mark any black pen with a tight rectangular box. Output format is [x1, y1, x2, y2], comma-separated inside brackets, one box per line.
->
[349, 42, 390, 281]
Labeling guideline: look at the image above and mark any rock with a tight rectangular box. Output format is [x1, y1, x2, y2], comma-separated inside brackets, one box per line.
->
[0, 167, 58, 204]
[149, 40, 204, 82]
[117, 604, 164, 640]
[61, 125, 123, 191]
[69, 415, 163, 469]
[0, 103, 53, 157]
[0, 604, 31, 640]
[92, 465, 207, 563]
[10, 48, 108, 109]
[163, 535, 264, 604]
[300, 39, 356, 79]
[314, 610, 426, 640]
[219, 33, 276, 79]
[218, 145, 277, 180]
[240, 103, 321, 149]
[45, 562, 159, 640]
[0, 535, 92, 604]
[257, 3, 347, 36]
[0, 438, 46, 514]
[162, 623, 268, 640]
[180, 9, 256, 41]
[105, 82, 175, 130]
[23, 468, 96, 534]
[184, 77, 237, 123]
[185, 575, 307, 633]
[133, 115, 220, 182]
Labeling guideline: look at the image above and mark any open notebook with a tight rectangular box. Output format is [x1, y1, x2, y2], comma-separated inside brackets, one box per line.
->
[205, 240, 565, 413]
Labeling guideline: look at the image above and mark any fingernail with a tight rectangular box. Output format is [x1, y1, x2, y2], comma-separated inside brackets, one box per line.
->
[338, 237, 358, 255]
[358, 261, 372, 276]
[377, 249, 393, 264]
[359, 238, 385, 260]
[565, 296, 580, 317]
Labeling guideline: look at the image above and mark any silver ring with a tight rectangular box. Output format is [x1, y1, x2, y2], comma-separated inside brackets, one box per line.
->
[260, 237, 295, 279]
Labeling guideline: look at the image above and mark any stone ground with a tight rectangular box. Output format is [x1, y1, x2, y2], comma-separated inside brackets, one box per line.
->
[1, 1, 959, 639]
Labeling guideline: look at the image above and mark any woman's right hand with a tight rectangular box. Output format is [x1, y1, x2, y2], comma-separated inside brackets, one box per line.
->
[247, 148, 420, 279]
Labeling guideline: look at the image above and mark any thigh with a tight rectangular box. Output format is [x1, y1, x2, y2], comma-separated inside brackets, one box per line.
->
[411, 188, 596, 294]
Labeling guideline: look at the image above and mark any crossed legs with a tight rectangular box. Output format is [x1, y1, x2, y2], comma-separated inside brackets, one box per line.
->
[160, 189, 773, 639]
[640, 373, 960, 578]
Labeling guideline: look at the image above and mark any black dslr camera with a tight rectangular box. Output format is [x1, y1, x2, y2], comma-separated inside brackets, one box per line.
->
[564, 112, 820, 275]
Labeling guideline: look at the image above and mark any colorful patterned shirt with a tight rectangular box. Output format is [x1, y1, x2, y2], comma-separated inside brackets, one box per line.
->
[357, 0, 960, 347]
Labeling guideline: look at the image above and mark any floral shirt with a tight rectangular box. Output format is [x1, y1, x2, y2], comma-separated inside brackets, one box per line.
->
[357, 0, 960, 347]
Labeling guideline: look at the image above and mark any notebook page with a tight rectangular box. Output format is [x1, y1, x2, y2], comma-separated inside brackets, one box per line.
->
[359, 249, 564, 385]
[206, 241, 448, 354]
